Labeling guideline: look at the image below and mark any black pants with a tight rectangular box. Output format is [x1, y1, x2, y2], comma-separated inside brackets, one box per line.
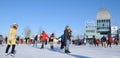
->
[25, 39, 27, 44]
[45, 39, 47, 45]
[107, 42, 111, 47]
[60, 41, 65, 49]
[5, 45, 16, 54]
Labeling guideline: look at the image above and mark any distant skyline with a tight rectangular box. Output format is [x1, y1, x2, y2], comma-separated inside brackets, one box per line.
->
[0, 0, 120, 37]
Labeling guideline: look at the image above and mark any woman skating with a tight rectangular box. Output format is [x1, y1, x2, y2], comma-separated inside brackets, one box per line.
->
[49, 33, 56, 49]
[5, 23, 18, 57]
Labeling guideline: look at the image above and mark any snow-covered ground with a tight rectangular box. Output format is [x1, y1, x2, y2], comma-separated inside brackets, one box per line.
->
[0, 44, 120, 58]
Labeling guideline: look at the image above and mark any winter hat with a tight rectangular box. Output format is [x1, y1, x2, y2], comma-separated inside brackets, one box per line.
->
[12, 23, 18, 29]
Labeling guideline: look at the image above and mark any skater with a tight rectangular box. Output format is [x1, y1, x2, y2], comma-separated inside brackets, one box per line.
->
[20, 37, 24, 44]
[49, 33, 56, 49]
[58, 34, 65, 49]
[33, 34, 38, 47]
[93, 36, 96, 46]
[5, 23, 18, 57]
[114, 37, 119, 45]
[101, 39, 103, 47]
[5, 36, 8, 44]
[0, 34, 3, 46]
[16, 36, 20, 44]
[64, 25, 72, 53]
[83, 37, 86, 45]
[28, 37, 32, 45]
[95, 39, 100, 47]
[107, 36, 112, 48]
[101, 36, 107, 48]
[40, 31, 49, 49]
[25, 36, 29, 44]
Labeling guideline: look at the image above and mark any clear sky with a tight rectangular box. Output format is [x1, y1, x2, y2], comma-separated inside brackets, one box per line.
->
[0, 0, 120, 37]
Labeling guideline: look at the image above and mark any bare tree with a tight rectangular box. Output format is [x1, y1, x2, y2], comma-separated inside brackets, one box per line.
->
[24, 27, 31, 37]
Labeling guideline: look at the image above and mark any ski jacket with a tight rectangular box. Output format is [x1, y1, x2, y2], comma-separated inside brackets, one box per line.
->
[108, 36, 112, 43]
[64, 29, 71, 41]
[7, 27, 17, 45]
[40, 33, 49, 41]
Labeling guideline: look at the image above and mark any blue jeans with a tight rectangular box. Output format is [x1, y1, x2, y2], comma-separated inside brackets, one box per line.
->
[41, 41, 45, 48]
[65, 40, 70, 50]
[33, 40, 37, 47]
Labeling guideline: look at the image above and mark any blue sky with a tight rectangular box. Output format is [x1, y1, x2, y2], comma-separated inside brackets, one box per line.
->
[0, 0, 120, 37]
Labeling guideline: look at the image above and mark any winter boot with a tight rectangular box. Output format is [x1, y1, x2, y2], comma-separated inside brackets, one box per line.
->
[11, 54, 15, 57]
[5, 53, 8, 56]
[51, 46, 54, 49]
[65, 50, 71, 53]
[67, 50, 71, 53]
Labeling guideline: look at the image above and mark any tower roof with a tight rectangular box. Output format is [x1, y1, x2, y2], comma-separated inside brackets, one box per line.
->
[96, 8, 111, 20]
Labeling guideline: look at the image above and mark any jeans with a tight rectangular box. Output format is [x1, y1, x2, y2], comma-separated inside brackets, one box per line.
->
[41, 41, 45, 48]
[33, 40, 37, 47]
[65, 40, 70, 50]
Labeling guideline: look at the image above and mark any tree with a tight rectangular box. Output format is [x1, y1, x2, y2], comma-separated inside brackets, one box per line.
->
[24, 27, 31, 37]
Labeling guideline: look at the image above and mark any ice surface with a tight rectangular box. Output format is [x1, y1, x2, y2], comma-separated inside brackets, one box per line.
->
[0, 44, 120, 58]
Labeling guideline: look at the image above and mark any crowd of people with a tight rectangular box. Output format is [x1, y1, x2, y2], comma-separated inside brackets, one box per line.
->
[85, 35, 119, 48]
[0, 23, 73, 57]
[0, 23, 120, 57]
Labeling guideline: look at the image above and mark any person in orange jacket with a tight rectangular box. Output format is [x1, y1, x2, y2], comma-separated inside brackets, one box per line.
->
[40, 31, 49, 49]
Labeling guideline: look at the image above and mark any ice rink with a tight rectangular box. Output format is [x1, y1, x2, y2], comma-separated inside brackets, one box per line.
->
[0, 44, 120, 58]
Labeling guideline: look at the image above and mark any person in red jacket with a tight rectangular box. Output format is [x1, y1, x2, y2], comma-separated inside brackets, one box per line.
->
[40, 31, 49, 49]
[95, 39, 99, 47]
[107, 36, 112, 48]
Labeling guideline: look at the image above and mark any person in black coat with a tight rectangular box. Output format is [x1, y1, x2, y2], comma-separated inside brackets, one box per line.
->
[33, 34, 38, 47]
[64, 25, 72, 53]
[101, 36, 107, 48]
[49, 33, 56, 49]
[93, 36, 96, 46]
[58, 34, 65, 49]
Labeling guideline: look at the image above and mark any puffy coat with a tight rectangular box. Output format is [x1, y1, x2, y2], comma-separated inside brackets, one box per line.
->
[64, 29, 71, 41]
[7, 27, 17, 45]
[108, 36, 112, 43]
[101, 36, 107, 42]
[40, 33, 49, 41]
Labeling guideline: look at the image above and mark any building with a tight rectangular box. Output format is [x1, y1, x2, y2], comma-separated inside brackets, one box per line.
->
[85, 22, 100, 40]
[96, 8, 111, 37]
[111, 26, 119, 39]
[118, 28, 120, 41]
[85, 26, 96, 39]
